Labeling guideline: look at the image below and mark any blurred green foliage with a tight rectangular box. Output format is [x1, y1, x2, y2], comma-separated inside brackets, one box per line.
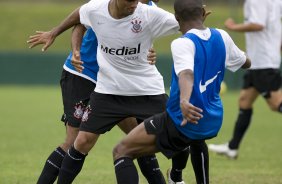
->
[0, 1, 245, 54]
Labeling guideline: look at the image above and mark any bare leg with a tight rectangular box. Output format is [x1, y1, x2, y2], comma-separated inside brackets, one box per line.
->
[113, 123, 158, 184]
[265, 90, 282, 112]
[117, 118, 166, 184]
[57, 131, 99, 184]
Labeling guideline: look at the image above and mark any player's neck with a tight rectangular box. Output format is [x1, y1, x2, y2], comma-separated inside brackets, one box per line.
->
[180, 21, 205, 34]
[108, 0, 129, 19]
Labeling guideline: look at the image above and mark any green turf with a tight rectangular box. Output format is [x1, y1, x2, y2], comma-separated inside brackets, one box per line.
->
[0, 86, 281, 183]
[1, 2, 245, 54]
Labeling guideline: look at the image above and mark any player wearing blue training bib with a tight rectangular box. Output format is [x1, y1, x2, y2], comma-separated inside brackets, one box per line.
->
[167, 28, 226, 140]
[112, 0, 251, 184]
[64, 29, 99, 83]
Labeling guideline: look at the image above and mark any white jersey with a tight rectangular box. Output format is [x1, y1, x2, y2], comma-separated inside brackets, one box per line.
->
[79, 0, 179, 95]
[171, 28, 247, 75]
[244, 0, 281, 69]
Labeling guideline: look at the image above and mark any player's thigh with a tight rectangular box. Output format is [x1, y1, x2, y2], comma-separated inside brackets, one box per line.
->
[117, 117, 138, 134]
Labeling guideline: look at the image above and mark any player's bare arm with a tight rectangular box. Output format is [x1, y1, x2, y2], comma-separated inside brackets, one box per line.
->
[179, 69, 203, 126]
[71, 24, 86, 73]
[224, 18, 264, 32]
[27, 7, 81, 51]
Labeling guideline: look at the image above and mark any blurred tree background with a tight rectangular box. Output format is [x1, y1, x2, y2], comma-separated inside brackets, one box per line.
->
[0, 0, 249, 89]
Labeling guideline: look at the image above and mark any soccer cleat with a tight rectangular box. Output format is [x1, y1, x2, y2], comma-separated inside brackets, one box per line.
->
[167, 168, 186, 184]
[208, 143, 238, 159]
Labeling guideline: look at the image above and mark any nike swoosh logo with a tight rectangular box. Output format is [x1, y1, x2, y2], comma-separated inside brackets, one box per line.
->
[150, 120, 156, 129]
[199, 71, 221, 93]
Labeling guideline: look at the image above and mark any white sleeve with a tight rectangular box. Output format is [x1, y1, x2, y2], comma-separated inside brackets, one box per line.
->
[217, 29, 247, 72]
[79, 1, 94, 28]
[148, 7, 179, 38]
[171, 37, 195, 76]
[247, 0, 267, 26]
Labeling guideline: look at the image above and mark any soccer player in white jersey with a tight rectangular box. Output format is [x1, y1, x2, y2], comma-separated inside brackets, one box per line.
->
[28, 1, 170, 183]
[112, 0, 251, 183]
[208, 0, 282, 159]
[52, 0, 182, 183]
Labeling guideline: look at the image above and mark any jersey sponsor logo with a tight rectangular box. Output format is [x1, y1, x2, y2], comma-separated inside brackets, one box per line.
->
[73, 101, 85, 119]
[100, 43, 141, 56]
[199, 71, 221, 93]
[131, 19, 142, 33]
[81, 105, 92, 122]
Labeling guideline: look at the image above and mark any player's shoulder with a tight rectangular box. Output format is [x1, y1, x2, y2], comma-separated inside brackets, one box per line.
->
[214, 28, 232, 41]
[171, 36, 194, 49]
[83, 0, 108, 11]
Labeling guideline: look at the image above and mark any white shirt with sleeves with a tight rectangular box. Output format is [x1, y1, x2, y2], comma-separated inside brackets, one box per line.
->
[79, 0, 179, 96]
[244, 0, 281, 69]
[171, 28, 247, 76]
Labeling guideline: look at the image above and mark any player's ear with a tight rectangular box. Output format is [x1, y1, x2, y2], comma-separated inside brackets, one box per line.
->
[202, 7, 211, 22]
[175, 14, 180, 23]
[202, 8, 206, 18]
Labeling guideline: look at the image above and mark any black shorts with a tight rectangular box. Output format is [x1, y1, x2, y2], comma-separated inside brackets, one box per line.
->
[243, 69, 282, 97]
[60, 70, 96, 127]
[79, 92, 168, 134]
[144, 111, 205, 159]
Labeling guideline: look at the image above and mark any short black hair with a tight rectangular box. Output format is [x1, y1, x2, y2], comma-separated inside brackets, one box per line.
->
[174, 0, 203, 21]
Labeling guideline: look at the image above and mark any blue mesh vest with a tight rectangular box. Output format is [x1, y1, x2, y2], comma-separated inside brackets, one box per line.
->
[166, 28, 226, 140]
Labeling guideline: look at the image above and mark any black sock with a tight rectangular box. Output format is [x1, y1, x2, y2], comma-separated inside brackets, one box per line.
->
[57, 146, 87, 184]
[229, 108, 253, 149]
[114, 157, 139, 184]
[278, 102, 282, 113]
[190, 141, 209, 184]
[37, 147, 66, 184]
[137, 155, 166, 184]
[170, 150, 189, 182]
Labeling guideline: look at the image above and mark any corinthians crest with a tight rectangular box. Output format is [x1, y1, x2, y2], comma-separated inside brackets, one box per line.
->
[73, 101, 85, 119]
[82, 105, 92, 122]
[131, 18, 142, 33]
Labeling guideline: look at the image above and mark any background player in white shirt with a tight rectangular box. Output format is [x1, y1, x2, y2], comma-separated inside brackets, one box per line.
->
[208, 0, 282, 159]
[112, 0, 251, 183]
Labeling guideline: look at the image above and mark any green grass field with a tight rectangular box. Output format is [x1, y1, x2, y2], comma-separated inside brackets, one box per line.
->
[0, 86, 281, 184]
[0, 1, 281, 183]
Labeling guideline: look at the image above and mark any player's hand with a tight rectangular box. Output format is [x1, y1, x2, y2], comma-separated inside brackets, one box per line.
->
[224, 18, 236, 30]
[71, 51, 84, 73]
[27, 31, 56, 51]
[180, 99, 203, 126]
[147, 48, 157, 65]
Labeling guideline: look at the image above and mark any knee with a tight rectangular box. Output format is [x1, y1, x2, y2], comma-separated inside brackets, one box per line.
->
[269, 104, 278, 112]
[238, 96, 252, 109]
[113, 142, 128, 161]
[74, 133, 98, 154]
[113, 143, 123, 161]
[75, 134, 89, 146]
[61, 142, 73, 151]
[267, 99, 282, 112]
